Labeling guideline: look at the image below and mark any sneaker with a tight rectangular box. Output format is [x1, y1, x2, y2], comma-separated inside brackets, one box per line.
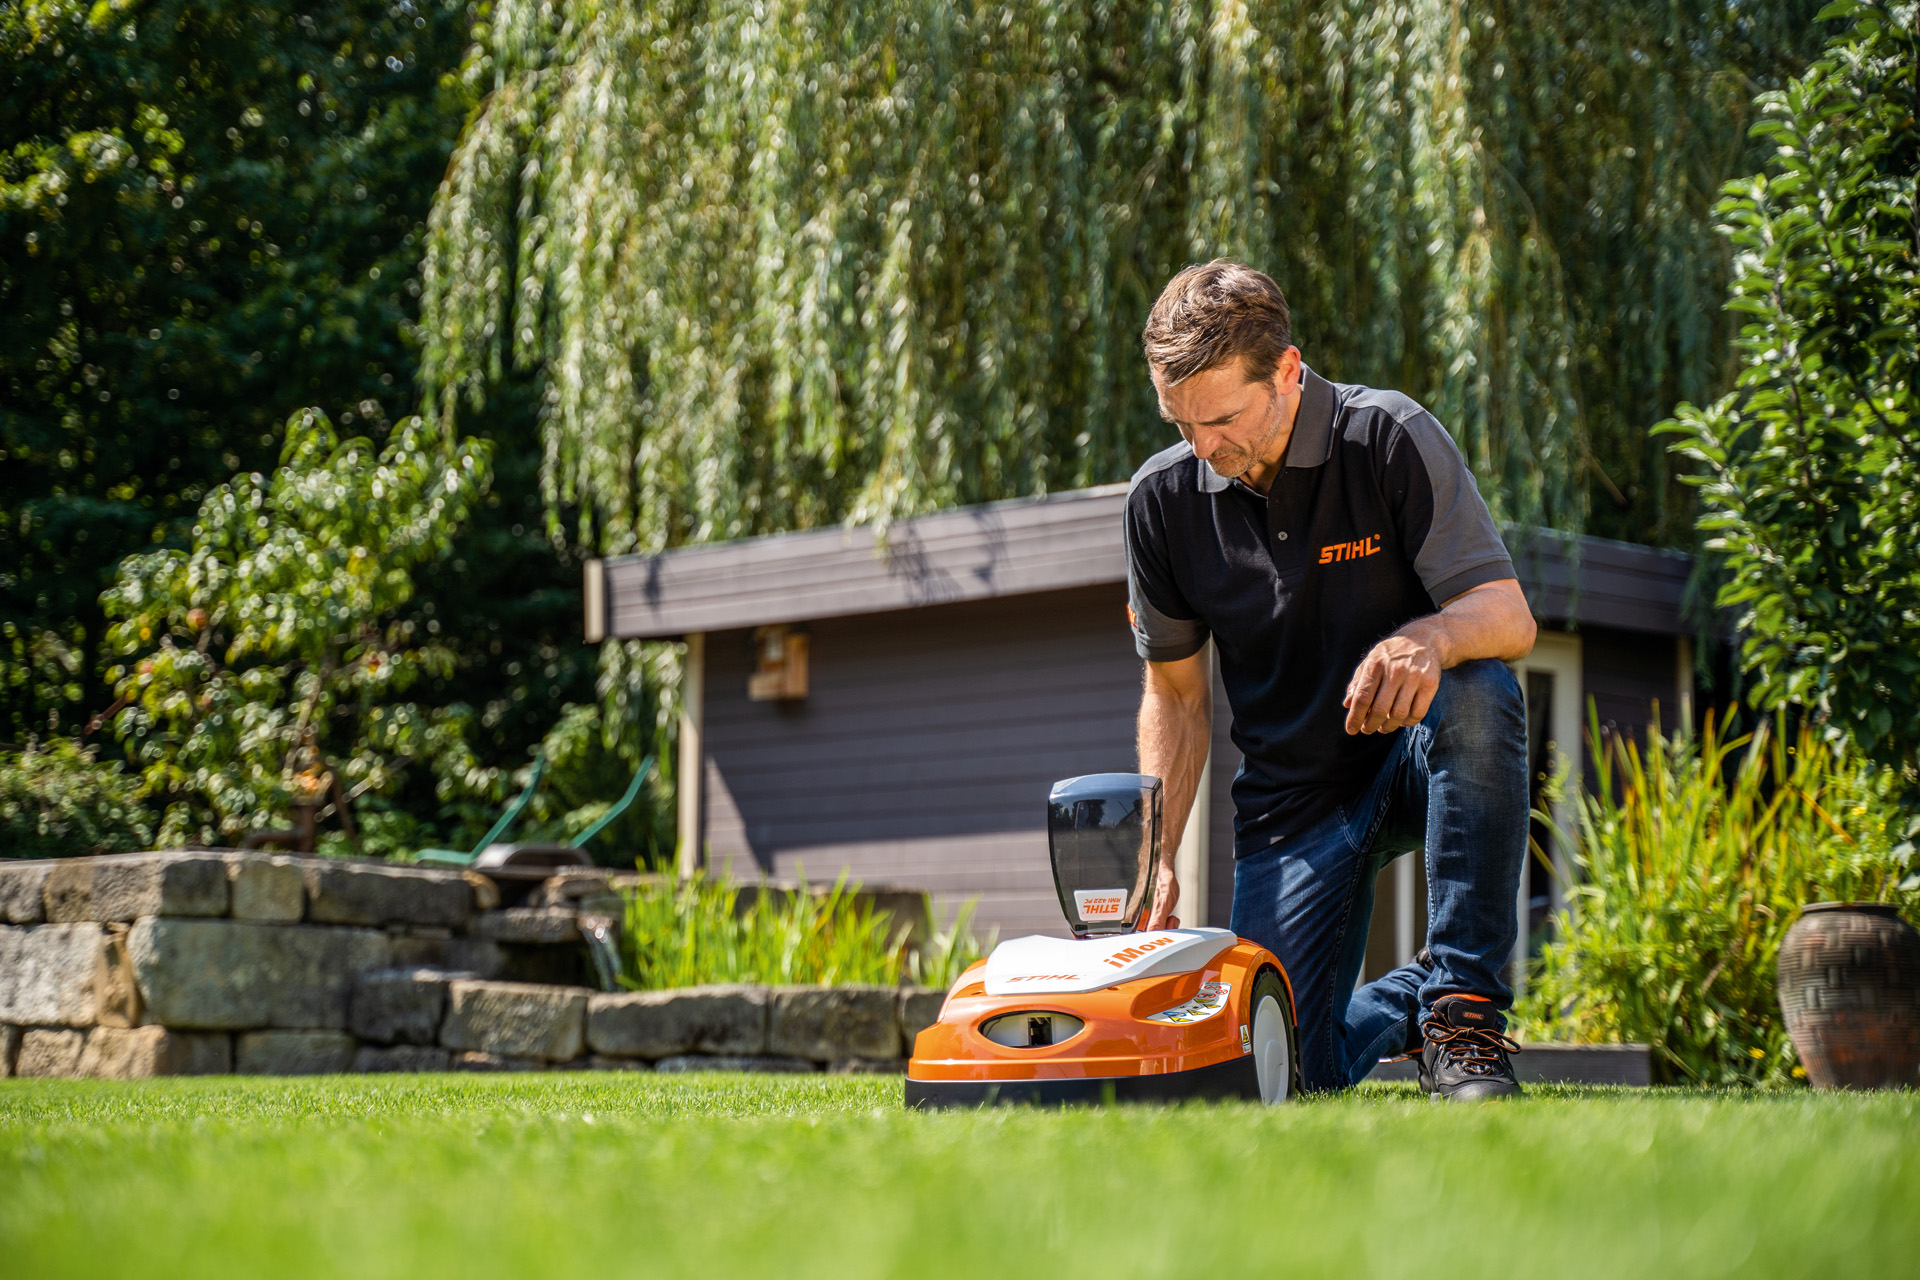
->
[1417, 994, 1521, 1103]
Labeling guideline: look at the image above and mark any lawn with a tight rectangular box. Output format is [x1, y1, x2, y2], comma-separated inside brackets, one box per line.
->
[2, 1074, 1915, 1278]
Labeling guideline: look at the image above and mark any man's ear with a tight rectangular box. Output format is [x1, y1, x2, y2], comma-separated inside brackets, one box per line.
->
[1272, 346, 1303, 399]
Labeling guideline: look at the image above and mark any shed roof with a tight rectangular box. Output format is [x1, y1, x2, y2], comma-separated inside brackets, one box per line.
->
[596, 484, 1695, 640]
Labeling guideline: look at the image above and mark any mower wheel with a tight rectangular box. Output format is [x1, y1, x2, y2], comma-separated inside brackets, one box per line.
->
[1249, 968, 1298, 1104]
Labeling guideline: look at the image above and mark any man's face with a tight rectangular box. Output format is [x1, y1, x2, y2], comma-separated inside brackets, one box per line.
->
[1152, 350, 1302, 481]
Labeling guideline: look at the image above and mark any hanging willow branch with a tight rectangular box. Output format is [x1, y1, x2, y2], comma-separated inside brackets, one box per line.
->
[419, 0, 1824, 556]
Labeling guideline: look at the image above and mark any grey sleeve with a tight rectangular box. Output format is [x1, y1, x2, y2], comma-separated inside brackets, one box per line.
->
[1386, 411, 1517, 606]
[1124, 492, 1209, 662]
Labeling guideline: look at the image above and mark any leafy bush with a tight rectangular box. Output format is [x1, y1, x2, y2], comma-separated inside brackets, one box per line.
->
[619, 874, 991, 990]
[104, 407, 490, 850]
[0, 739, 152, 859]
[1517, 712, 1918, 1086]
[1659, 1, 1920, 786]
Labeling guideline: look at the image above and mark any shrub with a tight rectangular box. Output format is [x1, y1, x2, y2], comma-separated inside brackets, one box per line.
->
[0, 739, 152, 859]
[1659, 1, 1920, 787]
[618, 873, 991, 990]
[1517, 712, 1918, 1086]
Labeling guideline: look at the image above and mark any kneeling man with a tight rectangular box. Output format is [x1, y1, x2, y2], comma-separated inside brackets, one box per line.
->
[1128, 260, 1537, 1102]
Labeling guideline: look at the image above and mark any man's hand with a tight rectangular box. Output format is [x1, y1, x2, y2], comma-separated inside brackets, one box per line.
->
[1343, 633, 1441, 734]
[1343, 579, 1536, 735]
[1145, 860, 1180, 932]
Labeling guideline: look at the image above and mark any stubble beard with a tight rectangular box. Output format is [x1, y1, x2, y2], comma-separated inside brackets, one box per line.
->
[1203, 384, 1283, 480]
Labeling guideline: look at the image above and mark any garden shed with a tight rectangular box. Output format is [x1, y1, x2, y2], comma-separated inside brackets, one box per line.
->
[585, 484, 1695, 982]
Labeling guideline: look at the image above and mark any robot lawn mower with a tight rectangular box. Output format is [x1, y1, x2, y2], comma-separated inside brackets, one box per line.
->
[905, 773, 1299, 1108]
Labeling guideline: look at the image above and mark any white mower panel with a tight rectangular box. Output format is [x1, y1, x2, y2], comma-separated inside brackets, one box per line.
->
[982, 928, 1239, 996]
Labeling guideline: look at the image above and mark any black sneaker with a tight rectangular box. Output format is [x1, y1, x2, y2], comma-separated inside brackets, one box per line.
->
[1417, 994, 1521, 1103]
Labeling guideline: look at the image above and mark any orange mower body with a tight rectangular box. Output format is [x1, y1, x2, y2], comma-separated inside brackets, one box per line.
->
[905, 929, 1299, 1108]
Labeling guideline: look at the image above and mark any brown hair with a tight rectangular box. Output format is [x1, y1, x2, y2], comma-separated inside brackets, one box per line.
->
[1141, 259, 1293, 385]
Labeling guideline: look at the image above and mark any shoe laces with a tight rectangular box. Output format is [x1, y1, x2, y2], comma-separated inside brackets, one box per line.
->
[1425, 1021, 1520, 1076]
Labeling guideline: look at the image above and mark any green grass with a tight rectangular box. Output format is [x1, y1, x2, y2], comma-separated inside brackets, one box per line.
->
[2, 1075, 1916, 1278]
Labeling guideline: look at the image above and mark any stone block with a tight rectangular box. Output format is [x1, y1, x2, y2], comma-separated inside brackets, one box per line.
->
[585, 985, 769, 1058]
[78, 1026, 231, 1078]
[93, 925, 143, 1028]
[17, 1028, 86, 1077]
[350, 967, 466, 1046]
[46, 854, 229, 922]
[303, 861, 472, 929]
[354, 1044, 452, 1073]
[385, 932, 505, 978]
[654, 1054, 815, 1074]
[236, 1029, 357, 1075]
[473, 908, 582, 945]
[0, 923, 107, 1026]
[768, 985, 902, 1061]
[42, 860, 95, 923]
[451, 1050, 547, 1072]
[899, 987, 947, 1055]
[440, 980, 588, 1061]
[230, 856, 305, 922]
[461, 872, 501, 913]
[1, 1024, 19, 1076]
[0, 861, 50, 924]
[129, 918, 390, 1030]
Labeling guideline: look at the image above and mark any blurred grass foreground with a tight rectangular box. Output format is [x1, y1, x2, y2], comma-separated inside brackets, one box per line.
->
[2, 1074, 1917, 1280]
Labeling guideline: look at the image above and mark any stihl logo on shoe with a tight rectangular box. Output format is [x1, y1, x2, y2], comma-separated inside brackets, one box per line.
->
[1073, 889, 1128, 922]
[1317, 533, 1381, 565]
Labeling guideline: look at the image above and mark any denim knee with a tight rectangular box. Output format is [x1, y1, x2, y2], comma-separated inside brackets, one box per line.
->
[1431, 658, 1524, 737]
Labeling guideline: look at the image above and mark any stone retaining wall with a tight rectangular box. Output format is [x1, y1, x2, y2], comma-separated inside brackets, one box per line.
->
[0, 852, 945, 1078]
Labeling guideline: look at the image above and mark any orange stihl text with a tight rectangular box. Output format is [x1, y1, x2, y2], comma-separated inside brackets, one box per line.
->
[1317, 534, 1381, 565]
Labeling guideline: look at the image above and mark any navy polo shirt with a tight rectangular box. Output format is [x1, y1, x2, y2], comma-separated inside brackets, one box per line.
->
[1125, 367, 1516, 855]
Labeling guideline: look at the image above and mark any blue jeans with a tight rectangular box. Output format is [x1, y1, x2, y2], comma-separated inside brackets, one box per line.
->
[1228, 658, 1529, 1093]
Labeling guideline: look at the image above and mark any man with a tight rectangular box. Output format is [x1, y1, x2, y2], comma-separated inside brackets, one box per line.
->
[1126, 260, 1536, 1102]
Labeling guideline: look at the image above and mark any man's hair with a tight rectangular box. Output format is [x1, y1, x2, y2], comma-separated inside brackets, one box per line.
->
[1141, 259, 1293, 385]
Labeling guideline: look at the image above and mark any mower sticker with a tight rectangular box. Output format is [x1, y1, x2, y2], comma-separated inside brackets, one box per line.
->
[1073, 889, 1128, 923]
[981, 929, 1238, 996]
[1146, 982, 1231, 1025]
[1240, 1025, 1252, 1054]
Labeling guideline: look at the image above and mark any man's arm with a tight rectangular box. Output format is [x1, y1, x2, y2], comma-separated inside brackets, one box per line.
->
[1138, 649, 1212, 929]
[1342, 578, 1536, 735]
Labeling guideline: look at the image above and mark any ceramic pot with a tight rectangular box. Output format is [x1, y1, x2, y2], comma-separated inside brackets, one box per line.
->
[1777, 902, 1920, 1090]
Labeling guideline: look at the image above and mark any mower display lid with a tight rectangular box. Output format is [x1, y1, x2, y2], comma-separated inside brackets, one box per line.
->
[982, 928, 1238, 996]
[1047, 772, 1162, 937]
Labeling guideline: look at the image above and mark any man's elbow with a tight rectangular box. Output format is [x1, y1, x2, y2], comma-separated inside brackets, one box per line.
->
[1506, 601, 1538, 661]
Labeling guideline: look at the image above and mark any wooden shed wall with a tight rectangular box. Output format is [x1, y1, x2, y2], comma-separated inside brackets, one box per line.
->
[700, 584, 1179, 938]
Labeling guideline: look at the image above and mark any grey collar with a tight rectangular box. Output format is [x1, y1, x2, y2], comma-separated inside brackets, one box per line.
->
[1196, 366, 1336, 493]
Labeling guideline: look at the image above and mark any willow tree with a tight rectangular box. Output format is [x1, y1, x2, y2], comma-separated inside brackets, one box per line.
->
[419, 0, 1824, 557]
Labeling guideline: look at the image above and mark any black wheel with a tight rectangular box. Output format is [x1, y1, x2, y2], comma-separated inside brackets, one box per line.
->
[1248, 968, 1299, 1104]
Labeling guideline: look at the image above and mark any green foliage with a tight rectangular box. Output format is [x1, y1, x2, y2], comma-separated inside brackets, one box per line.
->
[0, 0, 478, 739]
[421, 0, 1823, 559]
[1518, 712, 1919, 1086]
[102, 407, 491, 848]
[618, 873, 990, 988]
[1659, 2, 1920, 785]
[0, 737, 152, 859]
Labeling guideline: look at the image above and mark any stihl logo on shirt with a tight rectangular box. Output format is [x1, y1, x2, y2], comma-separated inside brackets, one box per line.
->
[1074, 889, 1128, 922]
[1318, 533, 1382, 565]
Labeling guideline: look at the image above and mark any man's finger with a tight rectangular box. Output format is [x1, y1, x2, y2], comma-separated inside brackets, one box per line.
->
[1345, 657, 1383, 733]
[1408, 680, 1437, 726]
[1385, 674, 1418, 725]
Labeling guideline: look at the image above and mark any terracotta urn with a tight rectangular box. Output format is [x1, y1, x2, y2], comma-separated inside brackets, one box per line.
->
[1777, 902, 1920, 1089]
